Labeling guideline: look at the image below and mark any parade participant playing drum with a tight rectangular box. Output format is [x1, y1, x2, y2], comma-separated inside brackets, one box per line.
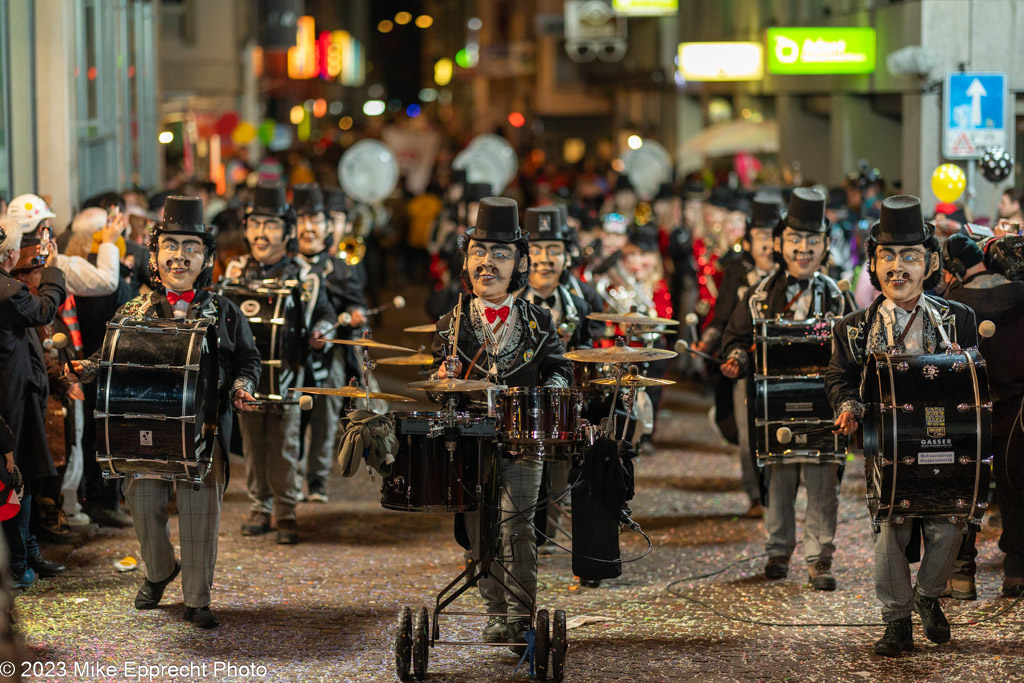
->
[72, 196, 261, 629]
[430, 197, 572, 650]
[223, 181, 336, 544]
[826, 195, 978, 656]
[293, 183, 368, 503]
[721, 188, 850, 590]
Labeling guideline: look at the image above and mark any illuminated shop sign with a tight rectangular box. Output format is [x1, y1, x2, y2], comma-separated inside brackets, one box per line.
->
[678, 42, 763, 81]
[612, 0, 678, 16]
[766, 27, 875, 75]
[287, 15, 365, 85]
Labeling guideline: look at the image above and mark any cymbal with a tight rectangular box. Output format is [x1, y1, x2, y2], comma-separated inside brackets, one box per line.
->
[564, 345, 678, 363]
[404, 323, 439, 333]
[587, 311, 679, 326]
[592, 375, 676, 387]
[406, 378, 496, 393]
[375, 353, 434, 366]
[290, 386, 415, 402]
[324, 338, 415, 353]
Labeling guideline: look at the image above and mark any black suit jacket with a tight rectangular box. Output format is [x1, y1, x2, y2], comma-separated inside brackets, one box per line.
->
[520, 285, 593, 350]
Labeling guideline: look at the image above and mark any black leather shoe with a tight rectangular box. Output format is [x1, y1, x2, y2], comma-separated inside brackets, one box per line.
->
[134, 562, 181, 610]
[86, 506, 133, 528]
[276, 519, 299, 545]
[765, 556, 789, 579]
[184, 606, 219, 629]
[873, 617, 914, 656]
[28, 555, 65, 578]
[241, 511, 271, 536]
[914, 592, 951, 644]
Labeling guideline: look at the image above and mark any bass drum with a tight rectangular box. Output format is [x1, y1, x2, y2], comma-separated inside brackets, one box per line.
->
[863, 350, 992, 525]
[95, 317, 219, 484]
[219, 282, 305, 399]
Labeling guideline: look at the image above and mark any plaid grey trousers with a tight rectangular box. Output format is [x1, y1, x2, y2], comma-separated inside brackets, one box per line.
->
[238, 404, 302, 522]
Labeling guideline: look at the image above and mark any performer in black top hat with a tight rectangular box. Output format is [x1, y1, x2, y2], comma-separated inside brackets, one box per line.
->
[826, 195, 977, 656]
[721, 188, 851, 590]
[292, 183, 368, 503]
[73, 196, 261, 628]
[223, 181, 336, 544]
[430, 197, 572, 649]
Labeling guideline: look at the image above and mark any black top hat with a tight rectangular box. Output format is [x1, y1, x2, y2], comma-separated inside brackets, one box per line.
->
[292, 183, 324, 216]
[450, 168, 467, 185]
[466, 197, 526, 242]
[556, 204, 570, 231]
[614, 174, 634, 192]
[629, 224, 660, 252]
[748, 196, 782, 230]
[781, 187, 829, 234]
[247, 181, 291, 218]
[161, 196, 208, 234]
[463, 182, 491, 204]
[525, 207, 570, 242]
[655, 183, 674, 202]
[323, 187, 347, 213]
[870, 195, 934, 245]
[683, 180, 706, 200]
[709, 187, 733, 210]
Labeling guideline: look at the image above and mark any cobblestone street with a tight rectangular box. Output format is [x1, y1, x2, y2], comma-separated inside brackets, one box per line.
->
[13, 304, 1024, 683]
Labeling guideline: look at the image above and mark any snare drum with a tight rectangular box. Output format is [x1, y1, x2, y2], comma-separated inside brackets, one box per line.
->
[219, 282, 305, 399]
[753, 317, 847, 465]
[381, 412, 493, 512]
[572, 361, 616, 396]
[862, 350, 992, 524]
[495, 387, 582, 460]
[95, 317, 219, 484]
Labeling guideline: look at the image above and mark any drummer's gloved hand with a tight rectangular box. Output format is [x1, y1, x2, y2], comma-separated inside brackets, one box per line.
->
[835, 411, 859, 436]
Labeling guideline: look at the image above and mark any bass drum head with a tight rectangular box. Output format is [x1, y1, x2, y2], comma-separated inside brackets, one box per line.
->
[338, 139, 400, 205]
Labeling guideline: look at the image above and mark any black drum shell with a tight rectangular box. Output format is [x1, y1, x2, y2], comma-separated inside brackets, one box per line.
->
[754, 319, 834, 377]
[863, 351, 992, 522]
[754, 377, 847, 463]
[381, 413, 485, 512]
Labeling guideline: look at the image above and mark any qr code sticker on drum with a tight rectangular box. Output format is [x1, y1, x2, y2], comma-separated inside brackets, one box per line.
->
[925, 406, 946, 438]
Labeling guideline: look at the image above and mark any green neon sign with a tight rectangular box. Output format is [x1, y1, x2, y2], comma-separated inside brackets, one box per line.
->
[767, 27, 875, 75]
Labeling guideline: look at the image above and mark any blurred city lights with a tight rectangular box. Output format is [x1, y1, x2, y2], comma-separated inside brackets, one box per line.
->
[627, 135, 643, 150]
[313, 98, 327, 118]
[377, 20, 393, 33]
[368, 84, 385, 98]
[394, 12, 412, 25]
[419, 88, 438, 102]
[363, 100, 386, 116]
[434, 58, 453, 86]
[508, 111, 526, 128]
[339, 116, 353, 130]
[468, 17, 482, 31]
[303, 98, 315, 111]
[289, 105, 305, 125]
[611, 159, 625, 172]
[415, 15, 433, 29]
[407, 104, 421, 117]
[158, 131, 173, 144]
[329, 101, 343, 116]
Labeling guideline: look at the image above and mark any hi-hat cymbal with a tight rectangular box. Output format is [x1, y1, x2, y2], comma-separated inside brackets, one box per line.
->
[587, 311, 679, 326]
[564, 345, 678, 364]
[290, 386, 415, 402]
[404, 323, 439, 333]
[324, 338, 415, 353]
[406, 378, 496, 393]
[375, 352, 434, 366]
[592, 375, 676, 387]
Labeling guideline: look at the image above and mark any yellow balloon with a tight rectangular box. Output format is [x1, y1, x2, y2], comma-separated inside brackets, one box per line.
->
[231, 121, 257, 146]
[931, 163, 966, 204]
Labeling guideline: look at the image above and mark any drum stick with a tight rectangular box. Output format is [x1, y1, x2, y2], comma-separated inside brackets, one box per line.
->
[684, 313, 700, 343]
[776, 424, 840, 444]
[52, 333, 76, 377]
[837, 279, 851, 293]
[244, 396, 314, 411]
[979, 320, 996, 338]
[673, 339, 719, 364]
[330, 296, 406, 331]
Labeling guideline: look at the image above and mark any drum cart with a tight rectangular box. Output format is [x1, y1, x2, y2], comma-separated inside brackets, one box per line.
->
[391, 395, 570, 682]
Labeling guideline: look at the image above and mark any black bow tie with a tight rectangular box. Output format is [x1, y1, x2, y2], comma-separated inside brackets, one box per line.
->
[533, 294, 558, 308]
[786, 275, 810, 289]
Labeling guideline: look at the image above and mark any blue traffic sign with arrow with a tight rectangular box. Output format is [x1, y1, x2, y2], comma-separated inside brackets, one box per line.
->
[943, 72, 1007, 159]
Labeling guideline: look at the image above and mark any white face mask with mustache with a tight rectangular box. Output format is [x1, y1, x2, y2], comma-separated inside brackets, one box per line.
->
[872, 245, 937, 308]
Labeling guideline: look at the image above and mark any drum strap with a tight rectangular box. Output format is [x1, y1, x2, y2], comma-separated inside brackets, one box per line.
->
[893, 308, 920, 348]
[781, 285, 808, 314]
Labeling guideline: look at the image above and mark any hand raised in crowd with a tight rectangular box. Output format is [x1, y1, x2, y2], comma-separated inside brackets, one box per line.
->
[101, 218, 122, 244]
[834, 411, 859, 436]
[232, 389, 258, 413]
[44, 239, 58, 267]
[720, 358, 741, 379]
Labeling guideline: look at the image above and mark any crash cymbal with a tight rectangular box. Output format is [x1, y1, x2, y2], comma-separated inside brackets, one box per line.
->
[290, 386, 415, 402]
[406, 378, 496, 393]
[564, 345, 678, 364]
[324, 338, 416, 353]
[375, 352, 434, 366]
[592, 375, 676, 387]
[586, 311, 679, 326]
[404, 323, 439, 333]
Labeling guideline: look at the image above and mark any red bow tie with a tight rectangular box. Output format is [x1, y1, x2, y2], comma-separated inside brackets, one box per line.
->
[484, 306, 510, 324]
[166, 290, 195, 305]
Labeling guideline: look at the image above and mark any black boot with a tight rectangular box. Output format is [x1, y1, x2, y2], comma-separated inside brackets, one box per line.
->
[913, 591, 951, 644]
[873, 617, 914, 656]
[184, 606, 219, 628]
[134, 562, 181, 610]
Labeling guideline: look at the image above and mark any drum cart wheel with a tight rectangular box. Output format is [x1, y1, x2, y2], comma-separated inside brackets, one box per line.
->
[395, 606, 412, 681]
[534, 609, 550, 680]
[551, 609, 567, 681]
[412, 606, 430, 680]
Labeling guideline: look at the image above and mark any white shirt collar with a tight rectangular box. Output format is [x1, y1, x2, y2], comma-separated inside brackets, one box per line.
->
[479, 293, 514, 309]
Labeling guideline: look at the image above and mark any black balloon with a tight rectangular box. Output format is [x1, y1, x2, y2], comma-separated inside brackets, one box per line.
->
[981, 147, 1014, 183]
